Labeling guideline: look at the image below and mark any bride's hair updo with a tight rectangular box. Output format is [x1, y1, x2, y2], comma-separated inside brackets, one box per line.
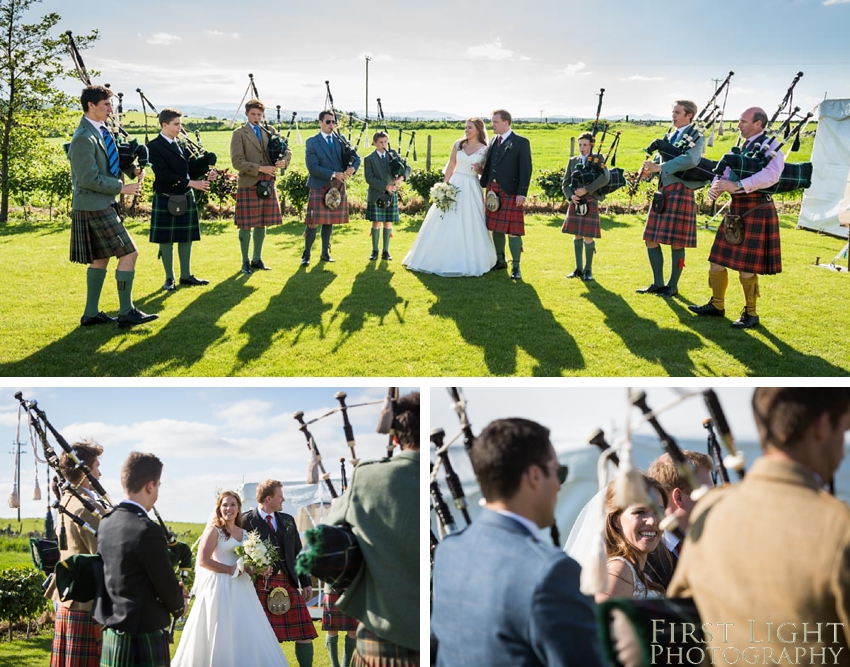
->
[460, 117, 488, 149]
[214, 490, 243, 540]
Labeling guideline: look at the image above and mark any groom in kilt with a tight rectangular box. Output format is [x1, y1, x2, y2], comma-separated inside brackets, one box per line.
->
[690, 107, 784, 329]
[479, 110, 532, 280]
[302, 110, 360, 265]
[243, 480, 317, 667]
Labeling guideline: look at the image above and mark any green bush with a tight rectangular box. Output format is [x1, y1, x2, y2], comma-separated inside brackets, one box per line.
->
[208, 168, 238, 211]
[280, 169, 310, 216]
[536, 169, 567, 204]
[0, 567, 49, 640]
[407, 169, 444, 201]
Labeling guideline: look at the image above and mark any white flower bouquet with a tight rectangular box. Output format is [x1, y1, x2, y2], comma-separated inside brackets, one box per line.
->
[234, 530, 277, 580]
[430, 182, 460, 215]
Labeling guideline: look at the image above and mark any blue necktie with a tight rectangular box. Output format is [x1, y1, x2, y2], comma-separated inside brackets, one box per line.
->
[326, 135, 333, 149]
[100, 126, 120, 177]
[253, 125, 262, 144]
[670, 129, 680, 145]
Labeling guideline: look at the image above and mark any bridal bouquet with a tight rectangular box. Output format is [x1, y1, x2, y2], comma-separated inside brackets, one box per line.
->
[234, 531, 277, 580]
[430, 182, 460, 215]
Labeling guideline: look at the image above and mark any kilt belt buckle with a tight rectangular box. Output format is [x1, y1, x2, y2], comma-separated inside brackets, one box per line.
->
[267, 587, 291, 615]
[486, 190, 500, 212]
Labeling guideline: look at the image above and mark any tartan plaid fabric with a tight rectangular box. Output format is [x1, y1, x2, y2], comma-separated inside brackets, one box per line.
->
[723, 155, 813, 194]
[484, 181, 525, 235]
[350, 625, 420, 667]
[596, 167, 626, 196]
[99, 628, 169, 667]
[253, 571, 318, 642]
[708, 192, 782, 275]
[51, 606, 103, 667]
[149, 192, 200, 244]
[70, 206, 136, 265]
[562, 199, 601, 238]
[365, 195, 399, 223]
[307, 183, 350, 226]
[642, 181, 698, 248]
[234, 177, 282, 230]
[322, 592, 359, 631]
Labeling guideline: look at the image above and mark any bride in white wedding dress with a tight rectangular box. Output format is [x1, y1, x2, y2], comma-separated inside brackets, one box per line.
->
[173, 491, 288, 667]
[403, 118, 496, 276]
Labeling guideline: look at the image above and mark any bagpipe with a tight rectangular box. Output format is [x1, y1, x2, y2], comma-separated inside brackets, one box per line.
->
[136, 88, 218, 178]
[64, 31, 149, 173]
[375, 98, 415, 208]
[566, 89, 610, 214]
[594, 129, 626, 197]
[322, 80, 368, 210]
[269, 105, 298, 165]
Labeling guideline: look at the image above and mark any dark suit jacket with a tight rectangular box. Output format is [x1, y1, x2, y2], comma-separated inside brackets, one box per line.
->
[431, 509, 604, 667]
[147, 135, 209, 195]
[363, 150, 411, 204]
[92, 502, 184, 633]
[241, 508, 310, 588]
[305, 132, 361, 190]
[479, 131, 532, 197]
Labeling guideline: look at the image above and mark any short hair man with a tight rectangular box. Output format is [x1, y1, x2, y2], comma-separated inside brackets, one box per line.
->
[669, 388, 850, 659]
[68, 85, 156, 327]
[431, 418, 604, 667]
[93, 452, 185, 667]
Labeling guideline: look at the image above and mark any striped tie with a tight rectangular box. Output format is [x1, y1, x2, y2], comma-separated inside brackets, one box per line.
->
[100, 127, 120, 177]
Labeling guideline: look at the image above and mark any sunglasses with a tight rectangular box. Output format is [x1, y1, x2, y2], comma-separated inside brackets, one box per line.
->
[323, 119, 337, 125]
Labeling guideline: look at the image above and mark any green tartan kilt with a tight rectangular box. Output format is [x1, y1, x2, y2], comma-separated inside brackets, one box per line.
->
[365, 194, 399, 223]
[351, 625, 419, 667]
[149, 192, 200, 244]
[99, 628, 169, 667]
[70, 205, 136, 265]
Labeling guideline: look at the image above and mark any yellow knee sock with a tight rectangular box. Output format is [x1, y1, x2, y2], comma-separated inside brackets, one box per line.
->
[709, 269, 728, 310]
[740, 274, 759, 315]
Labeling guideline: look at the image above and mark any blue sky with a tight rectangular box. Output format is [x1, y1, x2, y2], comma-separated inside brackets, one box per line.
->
[1, 386, 416, 523]
[36, 0, 849, 118]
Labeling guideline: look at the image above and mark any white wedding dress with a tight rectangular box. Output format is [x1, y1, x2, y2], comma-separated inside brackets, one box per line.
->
[403, 146, 496, 276]
[173, 528, 288, 667]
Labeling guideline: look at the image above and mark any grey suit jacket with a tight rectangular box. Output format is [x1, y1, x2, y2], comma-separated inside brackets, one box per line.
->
[561, 153, 610, 201]
[229, 122, 291, 189]
[67, 117, 125, 211]
[363, 150, 410, 204]
[431, 508, 604, 667]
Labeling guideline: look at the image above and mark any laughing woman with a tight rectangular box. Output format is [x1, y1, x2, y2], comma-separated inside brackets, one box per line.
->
[597, 475, 670, 601]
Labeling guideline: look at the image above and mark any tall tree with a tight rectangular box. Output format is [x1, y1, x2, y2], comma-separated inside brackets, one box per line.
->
[0, 0, 94, 222]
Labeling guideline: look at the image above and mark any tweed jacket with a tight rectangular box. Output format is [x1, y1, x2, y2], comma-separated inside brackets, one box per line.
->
[305, 131, 361, 190]
[656, 126, 706, 189]
[669, 457, 850, 665]
[363, 150, 411, 204]
[241, 509, 310, 589]
[67, 116, 127, 211]
[479, 131, 532, 197]
[561, 153, 611, 201]
[324, 450, 419, 651]
[230, 122, 291, 189]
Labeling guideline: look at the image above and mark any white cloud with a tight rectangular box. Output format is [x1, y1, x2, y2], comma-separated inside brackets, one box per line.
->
[823, 0, 850, 5]
[147, 33, 181, 46]
[622, 75, 664, 82]
[204, 30, 240, 39]
[466, 39, 527, 62]
[554, 62, 588, 77]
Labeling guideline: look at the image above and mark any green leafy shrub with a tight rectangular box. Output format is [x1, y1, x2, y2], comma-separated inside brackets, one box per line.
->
[407, 169, 444, 201]
[280, 169, 310, 216]
[0, 567, 49, 640]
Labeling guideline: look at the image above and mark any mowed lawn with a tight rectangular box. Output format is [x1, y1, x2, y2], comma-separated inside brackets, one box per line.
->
[0, 203, 846, 377]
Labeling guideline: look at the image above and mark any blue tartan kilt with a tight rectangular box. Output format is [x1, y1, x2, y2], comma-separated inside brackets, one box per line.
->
[149, 192, 200, 244]
[99, 628, 169, 667]
[365, 195, 399, 223]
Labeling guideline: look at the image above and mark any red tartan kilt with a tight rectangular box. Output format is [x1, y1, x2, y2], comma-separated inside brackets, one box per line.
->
[234, 178, 282, 230]
[485, 181, 525, 235]
[51, 606, 103, 667]
[307, 183, 349, 225]
[322, 592, 359, 631]
[642, 182, 697, 248]
[708, 192, 782, 274]
[253, 571, 318, 642]
[562, 199, 601, 238]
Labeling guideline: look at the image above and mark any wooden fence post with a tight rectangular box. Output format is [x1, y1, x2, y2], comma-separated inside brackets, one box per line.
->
[426, 135, 432, 171]
[570, 137, 575, 158]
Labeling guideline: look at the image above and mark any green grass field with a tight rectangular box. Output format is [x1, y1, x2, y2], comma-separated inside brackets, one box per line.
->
[10, 122, 841, 377]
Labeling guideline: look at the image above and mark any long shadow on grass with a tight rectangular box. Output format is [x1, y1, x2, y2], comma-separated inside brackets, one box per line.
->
[329, 262, 406, 353]
[666, 298, 847, 376]
[416, 273, 584, 376]
[0, 275, 253, 376]
[234, 264, 336, 368]
[582, 283, 703, 376]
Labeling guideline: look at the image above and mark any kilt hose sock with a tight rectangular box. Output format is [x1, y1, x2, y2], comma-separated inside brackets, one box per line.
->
[326, 634, 340, 667]
[648, 245, 664, 286]
[740, 274, 760, 315]
[304, 227, 317, 259]
[343, 635, 356, 667]
[669, 247, 685, 289]
[382, 227, 392, 253]
[321, 225, 333, 256]
[371, 228, 380, 252]
[84, 267, 108, 317]
[584, 240, 596, 273]
[177, 241, 192, 279]
[492, 231, 506, 263]
[295, 640, 314, 667]
[709, 268, 729, 310]
[508, 236, 523, 269]
[252, 227, 266, 263]
[238, 228, 251, 262]
[158, 243, 174, 280]
[115, 269, 135, 315]
[573, 238, 583, 271]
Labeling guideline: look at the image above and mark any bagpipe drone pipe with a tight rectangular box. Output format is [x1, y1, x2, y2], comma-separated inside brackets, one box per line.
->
[325, 80, 368, 171]
[230, 73, 298, 167]
[374, 98, 415, 208]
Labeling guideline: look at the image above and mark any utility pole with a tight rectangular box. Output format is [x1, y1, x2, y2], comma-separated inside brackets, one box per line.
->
[365, 56, 372, 119]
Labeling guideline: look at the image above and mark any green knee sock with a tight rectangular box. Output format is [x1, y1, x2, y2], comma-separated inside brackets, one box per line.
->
[508, 236, 523, 270]
[585, 241, 596, 273]
[573, 238, 584, 271]
[238, 229, 251, 263]
[668, 248, 685, 289]
[325, 634, 340, 667]
[294, 641, 314, 667]
[647, 245, 664, 286]
[342, 635, 357, 667]
[371, 228, 380, 252]
[304, 227, 317, 258]
[84, 267, 107, 317]
[321, 225, 332, 256]
[115, 270, 134, 315]
[251, 227, 266, 263]
[159, 243, 174, 280]
[177, 242, 192, 280]
[492, 232, 506, 262]
[382, 227, 391, 253]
